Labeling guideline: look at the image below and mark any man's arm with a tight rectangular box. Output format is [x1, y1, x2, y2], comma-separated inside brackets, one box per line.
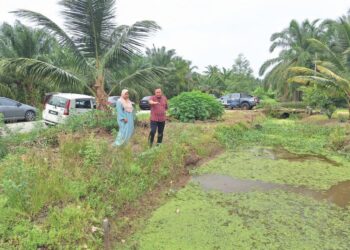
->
[149, 96, 159, 105]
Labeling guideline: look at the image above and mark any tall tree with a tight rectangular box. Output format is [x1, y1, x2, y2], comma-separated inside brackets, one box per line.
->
[289, 12, 350, 117]
[145, 46, 195, 97]
[0, 21, 58, 103]
[259, 19, 323, 100]
[232, 54, 253, 76]
[0, 0, 165, 110]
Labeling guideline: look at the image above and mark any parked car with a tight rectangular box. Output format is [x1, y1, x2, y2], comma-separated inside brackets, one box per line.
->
[227, 93, 259, 110]
[107, 96, 120, 107]
[43, 93, 95, 125]
[0, 97, 37, 122]
[139, 96, 151, 110]
[218, 94, 232, 107]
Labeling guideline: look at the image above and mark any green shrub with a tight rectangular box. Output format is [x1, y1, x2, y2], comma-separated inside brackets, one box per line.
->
[328, 127, 346, 151]
[169, 91, 224, 122]
[301, 86, 337, 119]
[64, 110, 118, 132]
[338, 114, 348, 123]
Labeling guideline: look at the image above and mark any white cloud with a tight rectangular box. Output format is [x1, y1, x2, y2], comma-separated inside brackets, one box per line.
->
[1, 0, 349, 75]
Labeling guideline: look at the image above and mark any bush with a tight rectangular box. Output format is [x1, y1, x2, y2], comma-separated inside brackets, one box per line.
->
[338, 114, 348, 123]
[328, 127, 346, 151]
[64, 110, 118, 132]
[301, 86, 338, 119]
[169, 91, 224, 122]
[279, 102, 307, 109]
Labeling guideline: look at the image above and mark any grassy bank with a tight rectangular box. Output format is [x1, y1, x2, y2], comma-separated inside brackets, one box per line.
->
[0, 111, 225, 249]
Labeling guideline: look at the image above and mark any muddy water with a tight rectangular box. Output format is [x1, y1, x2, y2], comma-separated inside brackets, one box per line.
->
[251, 147, 341, 166]
[192, 174, 350, 207]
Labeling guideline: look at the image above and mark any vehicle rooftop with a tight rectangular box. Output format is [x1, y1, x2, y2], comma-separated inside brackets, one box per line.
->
[53, 93, 95, 99]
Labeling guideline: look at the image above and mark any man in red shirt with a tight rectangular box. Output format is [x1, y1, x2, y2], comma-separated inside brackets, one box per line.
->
[148, 88, 168, 147]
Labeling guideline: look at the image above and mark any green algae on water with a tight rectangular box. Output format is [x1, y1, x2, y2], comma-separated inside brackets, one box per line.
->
[127, 185, 350, 250]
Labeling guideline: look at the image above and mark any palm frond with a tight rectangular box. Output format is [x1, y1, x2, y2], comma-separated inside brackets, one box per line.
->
[0, 58, 83, 88]
[288, 75, 334, 85]
[11, 9, 89, 70]
[0, 82, 15, 98]
[308, 38, 345, 71]
[108, 66, 168, 95]
[316, 65, 350, 84]
[102, 21, 161, 68]
[259, 58, 282, 76]
[289, 66, 317, 76]
[59, 0, 116, 57]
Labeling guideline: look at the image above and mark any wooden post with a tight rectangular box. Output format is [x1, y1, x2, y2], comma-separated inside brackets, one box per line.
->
[103, 218, 110, 250]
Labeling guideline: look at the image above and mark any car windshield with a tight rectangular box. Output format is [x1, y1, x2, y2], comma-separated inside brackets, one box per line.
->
[48, 96, 68, 108]
[142, 96, 150, 100]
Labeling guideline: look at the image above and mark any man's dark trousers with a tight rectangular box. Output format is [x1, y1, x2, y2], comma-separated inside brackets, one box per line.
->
[149, 121, 165, 146]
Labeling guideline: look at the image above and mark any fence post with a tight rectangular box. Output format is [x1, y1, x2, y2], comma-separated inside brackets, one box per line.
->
[103, 218, 111, 250]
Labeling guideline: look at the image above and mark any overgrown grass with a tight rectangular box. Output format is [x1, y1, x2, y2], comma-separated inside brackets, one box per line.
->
[216, 119, 346, 156]
[0, 117, 220, 249]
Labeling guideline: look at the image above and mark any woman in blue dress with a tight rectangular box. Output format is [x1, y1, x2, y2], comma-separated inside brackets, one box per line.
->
[114, 89, 134, 146]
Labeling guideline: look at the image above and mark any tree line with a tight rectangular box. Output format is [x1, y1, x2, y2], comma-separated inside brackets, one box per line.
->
[260, 9, 350, 117]
[0, 0, 260, 109]
[0, 0, 349, 115]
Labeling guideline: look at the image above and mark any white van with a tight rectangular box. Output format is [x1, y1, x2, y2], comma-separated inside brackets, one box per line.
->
[43, 93, 95, 125]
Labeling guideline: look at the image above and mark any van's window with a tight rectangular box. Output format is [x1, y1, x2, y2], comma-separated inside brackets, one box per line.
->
[48, 96, 68, 108]
[76, 99, 92, 109]
[142, 96, 151, 101]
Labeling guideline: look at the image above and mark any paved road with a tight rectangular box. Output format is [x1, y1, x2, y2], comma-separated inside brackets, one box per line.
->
[2, 121, 45, 135]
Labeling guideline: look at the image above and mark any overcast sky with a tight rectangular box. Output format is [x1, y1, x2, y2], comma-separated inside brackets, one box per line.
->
[1, 0, 349, 75]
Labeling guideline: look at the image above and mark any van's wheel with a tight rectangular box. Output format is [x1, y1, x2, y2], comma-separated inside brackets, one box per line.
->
[25, 111, 36, 121]
[241, 103, 250, 110]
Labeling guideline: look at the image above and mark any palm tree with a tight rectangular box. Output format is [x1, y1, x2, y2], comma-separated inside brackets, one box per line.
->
[145, 46, 195, 97]
[259, 19, 323, 101]
[289, 13, 350, 117]
[0, 21, 58, 103]
[0, 0, 165, 110]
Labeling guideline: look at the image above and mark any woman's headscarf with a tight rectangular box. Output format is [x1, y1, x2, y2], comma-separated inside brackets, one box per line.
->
[119, 89, 133, 113]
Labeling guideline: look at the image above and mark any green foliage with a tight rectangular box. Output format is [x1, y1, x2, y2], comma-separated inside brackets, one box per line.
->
[302, 86, 337, 119]
[169, 91, 224, 122]
[0, 121, 220, 249]
[328, 127, 347, 151]
[338, 114, 348, 123]
[217, 119, 340, 155]
[215, 123, 249, 147]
